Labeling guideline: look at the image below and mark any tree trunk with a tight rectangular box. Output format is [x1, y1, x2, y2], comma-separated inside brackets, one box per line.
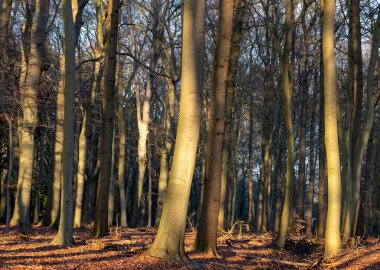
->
[108, 130, 116, 227]
[218, 0, 246, 231]
[323, 0, 342, 255]
[5, 115, 13, 234]
[74, 110, 88, 228]
[117, 66, 127, 227]
[351, 6, 380, 240]
[317, 9, 327, 239]
[91, 0, 120, 237]
[195, 0, 235, 257]
[51, 0, 76, 245]
[155, 82, 173, 226]
[276, 0, 295, 249]
[147, 0, 205, 262]
[11, 0, 50, 228]
[248, 97, 254, 228]
[273, 119, 285, 233]
[306, 98, 316, 236]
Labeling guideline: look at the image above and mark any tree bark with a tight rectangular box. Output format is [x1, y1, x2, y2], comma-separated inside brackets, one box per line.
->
[91, 0, 120, 237]
[195, 0, 235, 257]
[323, 0, 342, 255]
[11, 0, 50, 228]
[51, 0, 76, 245]
[306, 95, 316, 236]
[276, 0, 295, 249]
[218, 0, 246, 231]
[147, 0, 205, 262]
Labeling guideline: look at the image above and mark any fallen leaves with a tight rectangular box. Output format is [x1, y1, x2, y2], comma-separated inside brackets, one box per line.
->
[0, 226, 379, 269]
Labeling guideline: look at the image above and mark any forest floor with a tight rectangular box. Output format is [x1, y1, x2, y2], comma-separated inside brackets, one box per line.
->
[0, 225, 379, 269]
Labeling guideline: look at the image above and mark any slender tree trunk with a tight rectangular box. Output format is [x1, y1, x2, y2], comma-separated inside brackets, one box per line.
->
[91, 0, 120, 237]
[276, 0, 295, 249]
[317, 9, 327, 238]
[147, 141, 153, 227]
[323, 0, 342, 255]
[74, 110, 87, 228]
[363, 133, 374, 235]
[218, 0, 246, 231]
[156, 81, 173, 225]
[273, 126, 285, 233]
[350, 6, 380, 240]
[0, 0, 12, 83]
[306, 99, 316, 236]
[80, 0, 104, 227]
[51, 0, 76, 245]
[108, 130, 116, 227]
[248, 97, 254, 228]
[5, 115, 13, 234]
[34, 130, 45, 225]
[82, 60, 102, 226]
[132, 2, 163, 226]
[147, 0, 205, 262]
[117, 67, 127, 228]
[195, 0, 235, 257]
[296, 74, 307, 221]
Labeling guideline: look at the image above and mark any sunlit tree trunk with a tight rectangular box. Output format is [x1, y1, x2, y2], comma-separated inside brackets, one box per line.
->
[323, 0, 342, 255]
[11, 0, 50, 228]
[276, 0, 295, 249]
[74, 108, 88, 228]
[195, 0, 235, 257]
[147, 0, 205, 262]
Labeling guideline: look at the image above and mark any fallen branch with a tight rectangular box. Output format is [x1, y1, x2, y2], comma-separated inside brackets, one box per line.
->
[259, 257, 311, 267]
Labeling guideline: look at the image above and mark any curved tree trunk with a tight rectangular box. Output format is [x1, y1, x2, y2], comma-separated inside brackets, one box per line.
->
[276, 0, 295, 249]
[147, 0, 205, 262]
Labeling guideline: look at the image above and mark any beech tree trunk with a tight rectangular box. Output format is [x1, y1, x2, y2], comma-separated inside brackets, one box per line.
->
[11, 0, 50, 228]
[276, 0, 295, 249]
[51, 0, 76, 246]
[147, 0, 205, 262]
[323, 0, 342, 255]
[218, 0, 246, 231]
[91, 0, 120, 237]
[195, 0, 235, 257]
